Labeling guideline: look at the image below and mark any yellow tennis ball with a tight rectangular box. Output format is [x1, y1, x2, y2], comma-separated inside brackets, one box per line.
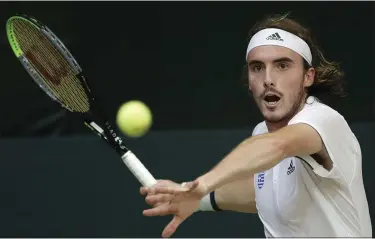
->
[116, 100, 152, 137]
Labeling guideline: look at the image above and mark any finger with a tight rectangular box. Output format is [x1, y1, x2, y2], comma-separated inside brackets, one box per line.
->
[162, 216, 184, 238]
[146, 194, 174, 206]
[143, 203, 178, 217]
[140, 179, 171, 195]
[155, 202, 164, 207]
[150, 186, 186, 195]
[140, 186, 149, 195]
[141, 186, 160, 195]
[156, 180, 172, 186]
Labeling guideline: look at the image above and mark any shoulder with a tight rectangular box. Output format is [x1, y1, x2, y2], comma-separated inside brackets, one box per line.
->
[288, 97, 348, 130]
[288, 97, 360, 182]
[288, 97, 355, 150]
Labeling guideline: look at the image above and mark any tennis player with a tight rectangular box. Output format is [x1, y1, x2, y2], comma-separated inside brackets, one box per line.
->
[140, 14, 372, 238]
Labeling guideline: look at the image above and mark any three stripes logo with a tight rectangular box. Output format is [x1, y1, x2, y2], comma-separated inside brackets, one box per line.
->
[257, 172, 265, 189]
[266, 32, 284, 42]
[287, 160, 295, 175]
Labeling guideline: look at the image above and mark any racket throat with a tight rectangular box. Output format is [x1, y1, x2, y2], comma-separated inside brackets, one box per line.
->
[87, 121, 128, 154]
[89, 121, 104, 134]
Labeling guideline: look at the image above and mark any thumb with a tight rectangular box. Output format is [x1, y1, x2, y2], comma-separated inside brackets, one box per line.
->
[184, 180, 199, 191]
[162, 215, 184, 238]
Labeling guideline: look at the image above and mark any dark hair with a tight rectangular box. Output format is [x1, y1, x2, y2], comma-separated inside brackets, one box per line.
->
[243, 13, 346, 98]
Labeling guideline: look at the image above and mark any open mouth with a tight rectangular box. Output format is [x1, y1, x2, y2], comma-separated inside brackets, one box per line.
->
[263, 94, 280, 106]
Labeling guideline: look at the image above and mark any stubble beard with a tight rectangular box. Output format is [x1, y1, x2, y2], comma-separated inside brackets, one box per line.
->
[262, 83, 306, 125]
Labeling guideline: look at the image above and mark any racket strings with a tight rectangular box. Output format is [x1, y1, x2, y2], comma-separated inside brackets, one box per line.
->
[17, 21, 88, 112]
[12, 19, 90, 113]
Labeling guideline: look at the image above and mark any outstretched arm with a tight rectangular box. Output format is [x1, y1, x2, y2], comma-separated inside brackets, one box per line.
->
[198, 123, 323, 195]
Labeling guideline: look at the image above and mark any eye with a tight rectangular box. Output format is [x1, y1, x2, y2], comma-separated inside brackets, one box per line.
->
[249, 64, 264, 73]
[277, 62, 289, 70]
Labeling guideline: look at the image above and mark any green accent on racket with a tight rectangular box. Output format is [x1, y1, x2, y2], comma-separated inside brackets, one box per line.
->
[6, 16, 38, 57]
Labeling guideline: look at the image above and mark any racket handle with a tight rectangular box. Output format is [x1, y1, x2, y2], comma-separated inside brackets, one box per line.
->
[121, 151, 157, 187]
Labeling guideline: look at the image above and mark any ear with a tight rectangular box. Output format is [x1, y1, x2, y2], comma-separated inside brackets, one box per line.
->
[304, 67, 315, 87]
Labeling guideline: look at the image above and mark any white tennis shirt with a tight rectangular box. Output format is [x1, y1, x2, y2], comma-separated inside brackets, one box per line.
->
[252, 96, 372, 237]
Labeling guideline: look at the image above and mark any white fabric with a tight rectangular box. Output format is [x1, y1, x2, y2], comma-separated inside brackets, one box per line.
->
[198, 193, 214, 211]
[246, 28, 312, 65]
[252, 96, 372, 237]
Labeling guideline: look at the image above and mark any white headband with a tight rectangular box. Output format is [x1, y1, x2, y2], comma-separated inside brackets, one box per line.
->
[246, 28, 312, 65]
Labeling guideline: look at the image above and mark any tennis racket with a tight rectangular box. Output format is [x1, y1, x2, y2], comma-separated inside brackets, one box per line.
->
[6, 14, 157, 187]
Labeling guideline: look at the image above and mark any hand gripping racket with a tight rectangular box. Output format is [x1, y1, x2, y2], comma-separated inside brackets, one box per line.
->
[6, 14, 157, 187]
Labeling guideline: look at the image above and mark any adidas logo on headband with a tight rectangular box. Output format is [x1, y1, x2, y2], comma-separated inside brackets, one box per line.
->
[247, 28, 312, 65]
[266, 32, 284, 42]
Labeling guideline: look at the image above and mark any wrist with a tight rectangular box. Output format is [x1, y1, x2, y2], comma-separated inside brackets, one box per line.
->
[196, 172, 218, 195]
[198, 191, 222, 212]
[180, 181, 222, 212]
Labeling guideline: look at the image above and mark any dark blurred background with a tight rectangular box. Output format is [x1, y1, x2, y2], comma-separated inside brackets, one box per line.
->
[0, 1, 373, 237]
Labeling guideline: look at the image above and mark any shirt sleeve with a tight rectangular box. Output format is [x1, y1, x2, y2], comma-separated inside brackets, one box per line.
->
[288, 105, 360, 183]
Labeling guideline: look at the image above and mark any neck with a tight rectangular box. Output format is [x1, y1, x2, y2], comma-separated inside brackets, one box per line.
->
[265, 95, 309, 133]
[265, 120, 289, 133]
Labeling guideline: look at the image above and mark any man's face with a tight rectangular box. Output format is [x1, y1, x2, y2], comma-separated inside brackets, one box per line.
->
[247, 45, 314, 123]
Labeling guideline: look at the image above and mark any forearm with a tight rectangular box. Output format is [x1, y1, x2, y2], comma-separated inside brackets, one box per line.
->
[214, 177, 256, 213]
[199, 133, 286, 194]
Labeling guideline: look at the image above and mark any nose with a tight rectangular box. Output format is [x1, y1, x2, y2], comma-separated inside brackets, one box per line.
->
[263, 68, 275, 88]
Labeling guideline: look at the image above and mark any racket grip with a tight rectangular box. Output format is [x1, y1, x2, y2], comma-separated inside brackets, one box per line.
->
[121, 151, 157, 187]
